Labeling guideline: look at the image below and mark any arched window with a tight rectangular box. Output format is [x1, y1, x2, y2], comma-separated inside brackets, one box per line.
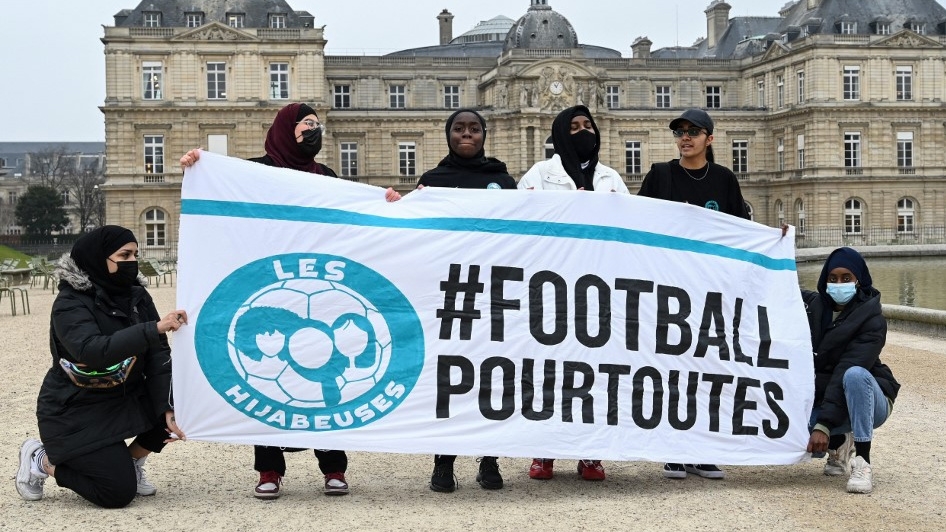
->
[844, 198, 862, 234]
[774, 200, 784, 227]
[744, 201, 754, 221]
[142, 208, 167, 247]
[795, 199, 806, 235]
[897, 197, 915, 234]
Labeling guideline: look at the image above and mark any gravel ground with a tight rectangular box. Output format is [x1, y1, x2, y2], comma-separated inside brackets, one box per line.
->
[2, 282, 944, 531]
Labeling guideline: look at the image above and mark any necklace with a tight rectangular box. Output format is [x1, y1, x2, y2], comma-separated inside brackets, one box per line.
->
[681, 163, 709, 181]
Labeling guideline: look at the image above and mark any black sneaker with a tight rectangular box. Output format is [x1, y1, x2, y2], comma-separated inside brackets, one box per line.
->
[430, 455, 458, 493]
[663, 462, 686, 479]
[476, 456, 503, 490]
[684, 464, 725, 479]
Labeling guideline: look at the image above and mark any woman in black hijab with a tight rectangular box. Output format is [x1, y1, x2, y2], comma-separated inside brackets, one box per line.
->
[518, 105, 629, 193]
[417, 108, 516, 190]
[418, 109, 513, 494]
[15, 226, 187, 508]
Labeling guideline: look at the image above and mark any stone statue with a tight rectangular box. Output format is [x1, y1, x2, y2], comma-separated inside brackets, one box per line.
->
[520, 84, 530, 107]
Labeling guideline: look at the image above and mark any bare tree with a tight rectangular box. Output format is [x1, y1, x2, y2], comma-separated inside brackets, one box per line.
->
[27, 146, 73, 190]
[63, 158, 106, 232]
[27, 147, 105, 233]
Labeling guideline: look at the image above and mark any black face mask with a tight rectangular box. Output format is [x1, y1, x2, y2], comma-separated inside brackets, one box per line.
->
[572, 129, 597, 161]
[110, 260, 139, 287]
[298, 127, 323, 157]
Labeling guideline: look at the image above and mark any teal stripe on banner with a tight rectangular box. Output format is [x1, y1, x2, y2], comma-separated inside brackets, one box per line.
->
[181, 199, 796, 271]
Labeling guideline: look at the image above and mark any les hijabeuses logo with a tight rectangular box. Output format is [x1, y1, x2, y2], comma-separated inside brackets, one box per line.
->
[195, 253, 424, 431]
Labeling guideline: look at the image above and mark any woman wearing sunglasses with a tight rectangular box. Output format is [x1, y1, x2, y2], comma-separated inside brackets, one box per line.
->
[638, 108, 749, 219]
[15, 226, 187, 508]
[637, 109, 749, 481]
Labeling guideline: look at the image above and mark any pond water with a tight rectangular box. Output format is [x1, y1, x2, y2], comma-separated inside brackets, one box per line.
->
[795, 256, 946, 311]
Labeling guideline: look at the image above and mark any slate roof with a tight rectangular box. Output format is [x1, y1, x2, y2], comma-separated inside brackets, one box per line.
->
[112, 0, 314, 28]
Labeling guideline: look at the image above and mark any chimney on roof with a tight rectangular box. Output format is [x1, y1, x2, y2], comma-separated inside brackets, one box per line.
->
[705, 0, 732, 49]
[632, 36, 652, 59]
[438, 9, 454, 45]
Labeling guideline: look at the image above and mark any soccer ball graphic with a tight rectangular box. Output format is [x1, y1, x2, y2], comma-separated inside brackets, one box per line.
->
[227, 278, 392, 408]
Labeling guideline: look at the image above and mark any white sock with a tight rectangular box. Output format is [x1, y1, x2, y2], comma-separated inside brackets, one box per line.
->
[31, 448, 49, 478]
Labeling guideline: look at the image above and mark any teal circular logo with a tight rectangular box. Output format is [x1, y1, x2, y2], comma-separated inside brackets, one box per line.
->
[196, 253, 423, 431]
[704, 200, 720, 211]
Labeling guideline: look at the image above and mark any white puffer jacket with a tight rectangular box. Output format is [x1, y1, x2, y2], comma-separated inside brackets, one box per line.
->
[517, 154, 629, 193]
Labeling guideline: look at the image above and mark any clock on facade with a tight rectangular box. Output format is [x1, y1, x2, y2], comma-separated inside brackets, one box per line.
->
[549, 80, 564, 95]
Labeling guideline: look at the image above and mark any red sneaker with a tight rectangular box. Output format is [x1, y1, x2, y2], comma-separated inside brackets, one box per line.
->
[529, 458, 554, 480]
[577, 460, 606, 481]
[254, 470, 282, 499]
[323, 472, 350, 496]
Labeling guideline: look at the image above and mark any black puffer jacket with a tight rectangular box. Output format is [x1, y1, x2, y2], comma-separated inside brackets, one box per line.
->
[803, 288, 899, 431]
[37, 256, 172, 463]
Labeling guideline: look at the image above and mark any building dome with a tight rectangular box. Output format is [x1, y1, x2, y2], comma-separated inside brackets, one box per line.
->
[452, 15, 516, 44]
[503, 1, 578, 51]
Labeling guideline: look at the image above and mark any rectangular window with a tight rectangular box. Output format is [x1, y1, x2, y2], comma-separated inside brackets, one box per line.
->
[844, 132, 861, 168]
[840, 21, 856, 34]
[143, 12, 161, 27]
[61, 190, 70, 205]
[843, 66, 860, 100]
[144, 135, 164, 174]
[757, 80, 765, 107]
[624, 141, 642, 175]
[731, 140, 749, 174]
[144, 209, 166, 247]
[227, 14, 245, 28]
[706, 86, 721, 109]
[655, 86, 671, 108]
[207, 62, 226, 100]
[898, 199, 915, 233]
[269, 63, 289, 100]
[398, 142, 416, 176]
[896, 66, 913, 101]
[186, 13, 203, 27]
[897, 131, 914, 168]
[776, 75, 784, 108]
[8, 191, 17, 204]
[876, 23, 890, 35]
[334, 85, 351, 108]
[776, 138, 784, 171]
[797, 134, 806, 169]
[142, 61, 162, 100]
[606, 85, 620, 109]
[796, 70, 805, 103]
[270, 14, 287, 29]
[389, 85, 405, 108]
[444, 85, 460, 109]
[340, 142, 358, 177]
[911, 23, 926, 34]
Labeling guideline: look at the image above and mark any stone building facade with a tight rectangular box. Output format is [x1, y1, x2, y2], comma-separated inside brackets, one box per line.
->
[101, 0, 946, 255]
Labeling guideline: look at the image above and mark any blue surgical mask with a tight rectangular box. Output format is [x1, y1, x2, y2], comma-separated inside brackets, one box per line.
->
[826, 282, 857, 305]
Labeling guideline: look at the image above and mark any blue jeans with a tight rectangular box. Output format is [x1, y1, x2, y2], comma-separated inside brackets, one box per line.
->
[809, 366, 891, 443]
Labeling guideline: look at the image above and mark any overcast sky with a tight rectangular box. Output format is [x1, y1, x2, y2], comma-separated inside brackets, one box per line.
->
[0, 0, 793, 142]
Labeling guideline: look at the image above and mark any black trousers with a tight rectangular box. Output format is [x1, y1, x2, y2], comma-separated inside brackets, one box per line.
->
[254, 446, 347, 476]
[53, 423, 168, 508]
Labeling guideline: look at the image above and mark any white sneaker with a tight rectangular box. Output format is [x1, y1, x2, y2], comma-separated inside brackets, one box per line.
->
[15, 439, 46, 501]
[133, 456, 157, 496]
[847, 456, 873, 493]
[824, 433, 854, 476]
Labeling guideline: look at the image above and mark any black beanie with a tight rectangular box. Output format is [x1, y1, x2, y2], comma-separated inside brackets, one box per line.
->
[296, 103, 318, 122]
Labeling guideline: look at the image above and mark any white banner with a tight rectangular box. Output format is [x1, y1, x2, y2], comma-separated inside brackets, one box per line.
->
[174, 151, 813, 465]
